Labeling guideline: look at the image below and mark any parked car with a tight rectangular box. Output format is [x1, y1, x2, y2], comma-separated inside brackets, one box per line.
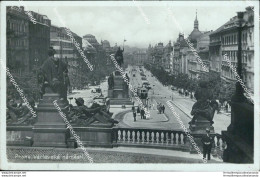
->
[91, 87, 101, 93]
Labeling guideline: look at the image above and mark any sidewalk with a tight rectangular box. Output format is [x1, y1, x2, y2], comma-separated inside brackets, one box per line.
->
[118, 109, 169, 129]
[169, 99, 231, 134]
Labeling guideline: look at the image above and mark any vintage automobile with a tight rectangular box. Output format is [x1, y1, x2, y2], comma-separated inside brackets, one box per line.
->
[91, 87, 102, 93]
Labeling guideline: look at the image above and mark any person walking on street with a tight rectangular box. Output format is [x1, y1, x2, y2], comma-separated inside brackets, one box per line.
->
[140, 108, 145, 119]
[132, 105, 135, 112]
[225, 104, 228, 112]
[137, 106, 140, 115]
[201, 128, 213, 161]
[133, 111, 137, 122]
[162, 105, 165, 113]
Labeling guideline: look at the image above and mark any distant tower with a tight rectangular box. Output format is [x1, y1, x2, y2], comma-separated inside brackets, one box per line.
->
[194, 9, 199, 30]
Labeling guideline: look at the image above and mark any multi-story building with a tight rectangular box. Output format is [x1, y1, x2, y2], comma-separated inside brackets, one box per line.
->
[186, 11, 206, 79]
[83, 34, 101, 50]
[50, 26, 75, 61]
[209, 26, 223, 75]
[133, 51, 147, 66]
[146, 44, 154, 64]
[162, 41, 173, 72]
[172, 36, 181, 75]
[50, 25, 85, 89]
[209, 7, 254, 93]
[7, 6, 30, 75]
[195, 31, 211, 78]
[153, 42, 164, 68]
[28, 11, 51, 72]
[101, 40, 115, 65]
[7, 7, 51, 76]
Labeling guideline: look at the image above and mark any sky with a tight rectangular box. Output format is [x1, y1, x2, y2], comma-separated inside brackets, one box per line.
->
[25, 3, 251, 48]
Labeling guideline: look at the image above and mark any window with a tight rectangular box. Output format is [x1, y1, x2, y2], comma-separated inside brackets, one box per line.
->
[7, 21, 10, 29]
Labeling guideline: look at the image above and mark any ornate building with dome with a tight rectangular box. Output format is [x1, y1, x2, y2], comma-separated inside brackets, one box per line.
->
[188, 11, 203, 45]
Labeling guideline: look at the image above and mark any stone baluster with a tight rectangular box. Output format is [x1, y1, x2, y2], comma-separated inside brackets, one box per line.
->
[178, 133, 181, 144]
[144, 130, 147, 143]
[134, 130, 138, 143]
[118, 130, 122, 142]
[154, 132, 158, 143]
[148, 131, 153, 143]
[139, 131, 143, 143]
[163, 131, 167, 144]
[168, 132, 172, 144]
[125, 130, 128, 142]
[173, 132, 176, 144]
[183, 133, 187, 145]
[158, 132, 162, 143]
[129, 130, 133, 142]
[137, 131, 140, 143]
[120, 130, 124, 141]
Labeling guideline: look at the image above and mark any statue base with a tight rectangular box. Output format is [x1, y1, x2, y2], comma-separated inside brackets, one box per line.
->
[188, 117, 214, 154]
[73, 122, 114, 148]
[33, 93, 69, 148]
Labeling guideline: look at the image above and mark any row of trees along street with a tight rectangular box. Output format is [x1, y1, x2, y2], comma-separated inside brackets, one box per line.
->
[144, 63, 236, 104]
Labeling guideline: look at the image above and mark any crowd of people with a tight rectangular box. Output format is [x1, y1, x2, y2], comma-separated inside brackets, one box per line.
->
[131, 105, 148, 121]
[131, 102, 166, 122]
[157, 103, 165, 114]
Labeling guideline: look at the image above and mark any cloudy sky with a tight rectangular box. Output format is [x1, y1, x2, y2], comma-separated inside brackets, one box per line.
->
[25, 2, 251, 48]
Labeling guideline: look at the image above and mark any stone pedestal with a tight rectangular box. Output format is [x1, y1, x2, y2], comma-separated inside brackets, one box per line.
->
[108, 71, 131, 105]
[73, 123, 114, 148]
[189, 117, 214, 154]
[222, 101, 254, 163]
[33, 93, 69, 148]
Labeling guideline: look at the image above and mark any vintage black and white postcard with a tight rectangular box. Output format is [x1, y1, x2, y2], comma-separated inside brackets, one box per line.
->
[0, 0, 259, 171]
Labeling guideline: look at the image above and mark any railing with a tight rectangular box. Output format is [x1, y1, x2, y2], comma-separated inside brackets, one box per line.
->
[112, 128, 226, 159]
[112, 128, 189, 151]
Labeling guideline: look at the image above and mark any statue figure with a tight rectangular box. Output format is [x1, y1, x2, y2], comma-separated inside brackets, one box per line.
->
[38, 47, 69, 100]
[6, 98, 37, 125]
[108, 73, 114, 90]
[124, 73, 129, 92]
[115, 47, 124, 67]
[68, 98, 118, 126]
[189, 81, 218, 126]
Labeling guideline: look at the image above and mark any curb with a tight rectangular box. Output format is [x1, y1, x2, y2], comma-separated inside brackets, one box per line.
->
[169, 100, 192, 120]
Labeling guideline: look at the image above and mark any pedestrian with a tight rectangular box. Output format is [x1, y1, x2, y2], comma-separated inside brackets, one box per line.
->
[137, 106, 140, 115]
[133, 111, 136, 122]
[140, 108, 145, 119]
[225, 104, 228, 112]
[201, 128, 213, 161]
[132, 105, 135, 112]
[162, 105, 165, 113]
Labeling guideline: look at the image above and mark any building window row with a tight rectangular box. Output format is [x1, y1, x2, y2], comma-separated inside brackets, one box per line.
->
[222, 33, 237, 45]
[8, 39, 28, 47]
[222, 51, 237, 62]
[7, 20, 27, 32]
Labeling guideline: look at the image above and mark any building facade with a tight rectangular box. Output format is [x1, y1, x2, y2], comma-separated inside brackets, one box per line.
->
[28, 11, 51, 72]
[162, 41, 173, 72]
[133, 51, 147, 66]
[209, 7, 254, 93]
[7, 6, 30, 75]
